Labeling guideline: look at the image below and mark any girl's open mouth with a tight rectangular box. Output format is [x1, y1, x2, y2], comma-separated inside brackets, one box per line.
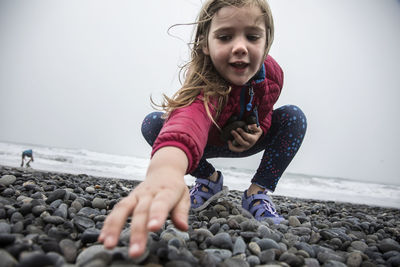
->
[230, 62, 249, 69]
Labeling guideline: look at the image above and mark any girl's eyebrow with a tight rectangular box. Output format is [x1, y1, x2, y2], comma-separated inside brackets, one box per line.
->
[213, 26, 265, 34]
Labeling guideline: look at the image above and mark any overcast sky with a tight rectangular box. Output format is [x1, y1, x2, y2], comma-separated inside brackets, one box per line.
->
[0, 0, 399, 185]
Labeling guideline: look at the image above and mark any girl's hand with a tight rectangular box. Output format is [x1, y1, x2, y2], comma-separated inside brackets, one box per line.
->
[228, 124, 263, 152]
[98, 147, 189, 258]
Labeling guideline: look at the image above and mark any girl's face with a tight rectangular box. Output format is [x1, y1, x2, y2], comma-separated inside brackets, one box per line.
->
[203, 5, 267, 86]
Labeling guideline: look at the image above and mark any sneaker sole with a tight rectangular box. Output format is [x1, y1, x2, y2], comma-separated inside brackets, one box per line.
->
[191, 186, 229, 212]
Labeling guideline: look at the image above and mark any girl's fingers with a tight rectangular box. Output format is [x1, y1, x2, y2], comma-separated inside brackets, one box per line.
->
[129, 194, 153, 258]
[170, 187, 190, 231]
[232, 129, 250, 147]
[146, 187, 179, 231]
[99, 192, 138, 249]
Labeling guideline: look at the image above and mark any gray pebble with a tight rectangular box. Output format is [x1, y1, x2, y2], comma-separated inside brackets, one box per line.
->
[323, 260, 347, 267]
[43, 215, 65, 225]
[256, 238, 280, 251]
[85, 186, 95, 193]
[233, 236, 246, 255]
[0, 175, 16, 186]
[304, 258, 320, 267]
[204, 249, 232, 260]
[81, 228, 100, 244]
[54, 203, 68, 219]
[59, 238, 77, 263]
[72, 215, 95, 231]
[288, 216, 301, 227]
[259, 249, 275, 263]
[223, 257, 250, 267]
[378, 238, 400, 253]
[45, 189, 66, 204]
[248, 241, 261, 256]
[92, 197, 107, 209]
[211, 232, 232, 249]
[279, 251, 304, 266]
[0, 222, 11, 234]
[346, 251, 363, 267]
[318, 251, 345, 264]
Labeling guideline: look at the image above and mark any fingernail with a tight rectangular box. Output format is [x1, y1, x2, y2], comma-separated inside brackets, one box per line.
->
[130, 243, 140, 254]
[105, 236, 114, 246]
[148, 219, 158, 228]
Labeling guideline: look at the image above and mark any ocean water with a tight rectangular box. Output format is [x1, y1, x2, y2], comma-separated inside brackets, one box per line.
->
[1, 141, 399, 208]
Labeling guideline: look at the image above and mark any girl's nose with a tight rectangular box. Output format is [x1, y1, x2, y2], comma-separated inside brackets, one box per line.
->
[232, 37, 248, 56]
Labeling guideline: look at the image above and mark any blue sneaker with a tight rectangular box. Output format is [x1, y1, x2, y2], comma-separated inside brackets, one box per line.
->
[242, 190, 284, 224]
[189, 171, 228, 212]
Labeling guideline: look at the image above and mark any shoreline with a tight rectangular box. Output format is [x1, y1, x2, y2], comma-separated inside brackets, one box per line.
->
[2, 164, 398, 210]
[0, 165, 399, 266]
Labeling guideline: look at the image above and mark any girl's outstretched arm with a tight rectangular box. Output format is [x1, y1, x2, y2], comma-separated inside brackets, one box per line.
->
[98, 146, 190, 258]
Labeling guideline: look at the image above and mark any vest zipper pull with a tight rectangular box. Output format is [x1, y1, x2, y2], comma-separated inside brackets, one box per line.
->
[246, 87, 254, 111]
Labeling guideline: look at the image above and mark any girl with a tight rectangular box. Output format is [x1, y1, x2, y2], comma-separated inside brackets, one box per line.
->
[99, 0, 307, 258]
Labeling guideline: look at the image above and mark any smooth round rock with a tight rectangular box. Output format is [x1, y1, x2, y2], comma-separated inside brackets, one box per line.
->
[378, 238, 400, 253]
[0, 249, 18, 267]
[0, 175, 16, 186]
[256, 238, 280, 251]
[92, 197, 107, 209]
[210, 232, 233, 249]
[59, 239, 78, 263]
[233, 236, 246, 255]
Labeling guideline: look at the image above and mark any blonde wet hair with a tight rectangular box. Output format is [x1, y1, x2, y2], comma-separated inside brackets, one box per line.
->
[155, 0, 274, 126]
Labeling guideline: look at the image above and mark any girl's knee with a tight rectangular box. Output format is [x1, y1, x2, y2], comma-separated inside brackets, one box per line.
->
[275, 105, 307, 132]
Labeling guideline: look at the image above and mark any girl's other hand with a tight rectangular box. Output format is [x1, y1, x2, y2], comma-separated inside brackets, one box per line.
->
[98, 147, 190, 258]
[228, 124, 263, 152]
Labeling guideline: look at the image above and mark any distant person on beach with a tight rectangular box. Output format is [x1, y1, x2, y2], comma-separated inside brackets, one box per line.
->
[100, 0, 307, 257]
[21, 149, 34, 168]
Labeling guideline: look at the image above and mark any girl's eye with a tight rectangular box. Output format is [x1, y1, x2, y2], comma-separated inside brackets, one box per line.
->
[247, 35, 261, 41]
[217, 35, 232, 41]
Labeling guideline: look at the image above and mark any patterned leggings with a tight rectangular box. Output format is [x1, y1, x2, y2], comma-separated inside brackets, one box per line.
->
[141, 105, 307, 192]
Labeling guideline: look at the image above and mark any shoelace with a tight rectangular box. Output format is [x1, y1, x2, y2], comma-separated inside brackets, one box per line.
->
[189, 182, 202, 195]
[259, 198, 280, 218]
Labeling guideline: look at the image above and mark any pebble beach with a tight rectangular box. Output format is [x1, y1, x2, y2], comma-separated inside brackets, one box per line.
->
[0, 165, 399, 267]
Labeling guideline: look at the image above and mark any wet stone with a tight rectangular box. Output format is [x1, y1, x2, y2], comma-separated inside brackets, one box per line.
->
[351, 240, 368, 252]
[45, 189, 66, 204]
[43, 215, 65, 225]
[246, 255, 260, 266]
[72, 215, 95, 232]
[211, 232, 233, 249]
[92, 197, 107, 209]
[248, 241, 261, 256]
[0, 233, 16, 246]
[18, 251, 56, 267]
[378, 238, 400, 253]
[2, 188, 15, 197]
[0, 249, 18, 266]
[279, 251, 304, 267]
[59, 238, 78, 263]
[0, 175, 16, 186]
[204, 249, 232, 261]
[53, 203, 68, 219]
[346, 251, 363, 267]
[323, 260, 347, 267]
[259, 249, 276, 264]
[304, 258, 320, 267]
[288, 216, 301, 227]
[233, 236, 246, 255]
[223, 257, 250, 267]
[256, 238, 280, 251]
[10, 212, 23, 224]
[81, 228, 101, 244]
[12, 221, 24, 234]
[0, 222, 11, 234]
